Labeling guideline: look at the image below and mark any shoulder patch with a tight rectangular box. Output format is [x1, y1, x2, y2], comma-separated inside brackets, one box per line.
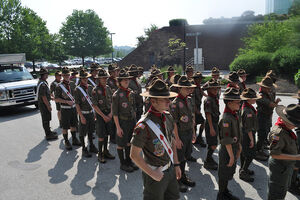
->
[247, 114, 252, 118]
[223, 123, 229, 128]
[138, 123, 145, 129]
[272, 135, 280, 141]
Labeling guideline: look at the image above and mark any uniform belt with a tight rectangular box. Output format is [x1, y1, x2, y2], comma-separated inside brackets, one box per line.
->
[148, 162, 171, 172]
[81, 110, 93, 114]
[61, 105, 75, 109]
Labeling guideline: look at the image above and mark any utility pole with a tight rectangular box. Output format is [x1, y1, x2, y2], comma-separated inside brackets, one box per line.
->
[186, 32, 201, 71]
[183, 21, 186, 74]
[109, 32, 115, 63]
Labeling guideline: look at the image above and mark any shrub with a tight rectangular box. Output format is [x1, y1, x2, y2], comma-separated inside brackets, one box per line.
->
[295, 69, 300, 88]
[230, 51, 272, 77]
[161, 65, 183, 79]
[169, 19, 188, 27]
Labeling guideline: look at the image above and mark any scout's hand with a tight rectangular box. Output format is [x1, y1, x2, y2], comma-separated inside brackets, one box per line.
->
[175, 166, 181, 180]
[66, 101, 73, 106]
[117, 128, 123, 137]
[210, 128, 216, 137]
[249, 139, 254, 148]
[227, 156, 234, 167]
[47, 105, 52, 112]
[108, 113, 113, 119]
[176, 138, 183, 149]
[81, 116, 86, 125]
[103, 115, 110, 123]
[275, 98, 281, 104]
[151, 167, 164, 182]
[192, 133, 196, 143]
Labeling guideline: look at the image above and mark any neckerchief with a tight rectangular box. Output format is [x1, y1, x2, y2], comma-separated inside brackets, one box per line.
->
[177, 93, 188, 106]
[149, 106, 166, 129]
[242, 101, 257, 115]
[275, 117, 297, 140]
[227, 83, 239, 89]
[208, 92, 219, 105]
[224, 106, 238, 120]
[98, 83, 106, 96]
[63, 80, 70, 92]
[120, 86, 130, 98]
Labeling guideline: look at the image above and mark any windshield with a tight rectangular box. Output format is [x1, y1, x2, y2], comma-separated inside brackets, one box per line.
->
[0, 66, 34, 83]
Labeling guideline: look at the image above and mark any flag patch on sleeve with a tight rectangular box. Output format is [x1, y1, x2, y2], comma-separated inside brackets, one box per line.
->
[272, 135, 279, 141]
[223, 123, 229, 128]
[247, 114, 252, 118]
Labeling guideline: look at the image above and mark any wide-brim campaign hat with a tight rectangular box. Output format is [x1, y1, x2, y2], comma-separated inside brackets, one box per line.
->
[185, 66, 194, 72]
[39, 67, 49, 75]
[241, 88, 262, 100]
[128, 64, 139, 76]
[170, 74, 181, 85]
[237, 69, 248, 76]
[210, 67, 222, 75]
[266, 70, 277, 82]
[108, 64, 116, 72]
[276, 104, 300, 127]
[61, 67, 71, 75]
[141, 79, 177, 98]
[117, 69, 133, 80]
[90, 63, 99, 72]
[166, 66, 175, 72]
[55, 70, 62, 76]
[172, 75, 196, 88]
[223, 87, 242, 100]
[71, 68, 78, 75]
[150, 69, 163, 76]
[146, 76, 159, 89]
[76, 69, 91, 78]
[257, 76, 277, 88]
[97, 68, 109, 78]
[226, 71, 240, 83]
[192, 71, 204, 79]
[202, 79, 221, 90]
[138, 66, 144, 73]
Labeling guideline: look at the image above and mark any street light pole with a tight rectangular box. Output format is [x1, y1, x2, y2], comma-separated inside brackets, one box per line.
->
[183, 21, 186, 74]
[109, 32, 115, 63]
[186, 32, 201, 71]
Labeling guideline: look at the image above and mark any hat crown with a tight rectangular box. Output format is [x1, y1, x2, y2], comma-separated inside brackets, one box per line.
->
[193, 71, 203, 79]
[170, 74, 181, 84]
[237, 69, 246, 76]
[62, 67, 70, 74]
[151, 69, 162, 76]
[204, 79, 220, 88]
[97, 68, 108, 77]
[39, 67, 48, 75]
[185, 66, 193, 72]
[149, 80, 171, 97]
[260, 76, 274, 87]
[177, 75, 193, 86]
[79, 69, 89, 77]
[285, 104, 300, 121]
[241, 88, 257, 98]
[118, 69, 130, 78]
[223, 87, 241, 100]
[211, 67, 220, 74]
[228, 71, 239, 82]
[167, 66, 175, 71]
[108, 64, 115, 71]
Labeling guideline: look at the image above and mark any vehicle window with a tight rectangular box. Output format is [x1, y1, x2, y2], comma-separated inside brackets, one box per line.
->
[0, 66, 34, 83]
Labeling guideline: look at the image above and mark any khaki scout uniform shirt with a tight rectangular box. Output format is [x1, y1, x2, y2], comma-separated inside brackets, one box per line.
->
[38, 80, 51, 106]
[131, 111, 174, 166]
[256, 91, 274, 116]
[107, 77, 118, 94]
[91, 85, 112, 115]
[219, 112, 242, 146]
[55, 81, 76, 107]
[112, 88, 136, 120]
[75, 84, 93, 112]
[241, 106, 258, 134]
[204, 96, 220, 121]
[129, 79, 143, 111]
[171, 96, 193, 132]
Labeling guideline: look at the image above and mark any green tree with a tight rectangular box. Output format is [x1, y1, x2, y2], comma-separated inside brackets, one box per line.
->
[168, 38, 186, 56]
[136, 24, 158, 46]
[48, 34, 68, 66]
[289, 0, 300, 16]
[60, 9, 112, 66]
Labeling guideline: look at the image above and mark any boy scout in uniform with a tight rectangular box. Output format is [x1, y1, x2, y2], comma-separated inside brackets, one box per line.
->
[37, 68, 58, 140]
[237, 69, 247, 94]
[256, 77, 281, 161]
[50, 71, 62, 127]
[70, 69, 79, 86]
[130, 79, 181, 200]
[137, 66, 144, 78]
[185, 66, 193, 80]
[75, 69, 98, 158]
[171, 75, 196, 191]
[239, 88, 261, 183]
[112, 69, 138, 172]
[91, 68, 115, 163]
[55, 67, 81, 150]
[217, 88, 242, 200]
[192, 72, 207, 148]
[211, 67, 221, 81]
[268, 104, 300, 200]
[128, 64, 143, 121]
[165, 66, 175, 87]
[203, 79, 221, 170]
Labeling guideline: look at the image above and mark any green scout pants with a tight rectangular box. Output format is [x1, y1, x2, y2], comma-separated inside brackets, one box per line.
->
[116, 119, 136, 148]
[39, 103, 51, 135]
[177, 129, 193, 162]
[96, 113, 112, 139]
[142, 166, 180, 200]
[257, 113, 272, 151]
[218, 144, 238, 181]
[79, 113, 94, 137]
[268, 158, 294, 200]
[205, 120, 218, 146]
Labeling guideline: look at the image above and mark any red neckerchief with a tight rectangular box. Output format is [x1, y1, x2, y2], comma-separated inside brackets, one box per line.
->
[242, 101, 257, 115]
[63, 80, 70, 91]
[196, 82, 201, 88]
[275, 117, 297, 140]
[224, 106, 238, 120]
[227, 83, 239, 89]
[149, 106, 166, 129]
[208, 92, 219, 105]
[80, 83, 88, 90]
[177, 93, 188, 106]
[98, 83, 106, 96]
[120, 86, 130, 98]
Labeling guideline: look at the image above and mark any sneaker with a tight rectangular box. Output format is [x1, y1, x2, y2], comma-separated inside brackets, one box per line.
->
[178, 181, 188, 193]
[120, 164, 134, 173]
[187, 156, 197, 162]
[45, 133, 58, 140]
[239, 170, 254, 182]
[72, 137, 81, 146]
[103, 150, 115, 160]
[98, 153, 106, 163]
[224, 189, 239, 200]
[65, 140, 72, 150]
[89, 144, 98, 154]
[181, 174, 196, 187]
[82, 148, 92, 158]
[204, 160, 218, 170]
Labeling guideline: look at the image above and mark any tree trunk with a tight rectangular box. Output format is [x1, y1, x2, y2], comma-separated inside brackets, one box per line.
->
[82, 56, 85, 67]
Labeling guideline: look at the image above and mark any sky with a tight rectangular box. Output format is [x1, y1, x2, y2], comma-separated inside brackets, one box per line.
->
[21, 0, 265, 47]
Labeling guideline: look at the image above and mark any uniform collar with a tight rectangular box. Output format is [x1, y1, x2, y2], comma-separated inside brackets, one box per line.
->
[275, 117, 297, 140]
[224, 106, 238, 120]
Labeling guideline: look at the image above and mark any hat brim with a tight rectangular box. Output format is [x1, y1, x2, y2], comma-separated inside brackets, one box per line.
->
[276, 105, 300, 127]
[192, 75, 204, 79]
[76, 74, 92, 78]
[241, 94, 262, 100]
[172, 84, 196, 88]
[140, 91, 178, 98]
[62, 72, 71, 75]
[203, 86, 221, 90]
[256, 82, 277, 88]
[117, 76, 133, 80]
[226, 78, 239, 83]
[223, 96, 242, 100]
[210, 72, 222, 76]
[97, 76, 109, 78]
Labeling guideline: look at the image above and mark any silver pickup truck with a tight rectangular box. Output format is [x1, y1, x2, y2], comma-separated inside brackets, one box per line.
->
[0, 54, 38, 108]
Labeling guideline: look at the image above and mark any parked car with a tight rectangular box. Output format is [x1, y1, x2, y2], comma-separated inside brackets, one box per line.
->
[46, 63, 59, 69]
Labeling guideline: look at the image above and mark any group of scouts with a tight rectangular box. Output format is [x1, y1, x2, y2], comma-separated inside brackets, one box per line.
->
[37, 63, 300, 200]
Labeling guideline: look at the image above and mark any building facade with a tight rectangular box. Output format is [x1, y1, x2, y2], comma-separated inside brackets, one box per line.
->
[266, 0, 294, 14]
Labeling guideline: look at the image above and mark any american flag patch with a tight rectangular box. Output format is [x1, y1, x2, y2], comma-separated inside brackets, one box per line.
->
[272, 135, 279, 141]
[223, 123, 229, 127]
[138, 123, 145, 129]
[247, 114, 252, 117]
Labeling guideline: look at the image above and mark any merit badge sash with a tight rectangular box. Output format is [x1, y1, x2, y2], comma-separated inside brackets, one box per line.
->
[88, 78, 97, 87]
[59, 84, 75, 103]
[77, 86, 94, 110]
[36, 81, 49, 97]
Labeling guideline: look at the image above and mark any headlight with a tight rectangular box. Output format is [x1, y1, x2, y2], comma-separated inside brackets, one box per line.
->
[0, 90, 7, 100]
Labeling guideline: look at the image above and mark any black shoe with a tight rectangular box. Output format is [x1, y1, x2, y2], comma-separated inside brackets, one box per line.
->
[72, 137, 81, 146]
[224, 189, 239, 200]
[89, 144, 98, 154]
[217, 192, 229, 200]
[255, 151, 268, 161]
[245, 169, 255, 176]
[51, 131, 57, 135]
[178, 181, 188, 193]
[289, 184, 300, 196]
[45, 132, 58, 140]
[187, 156, 197, 162]
[239, 170, 254, 182]
[103, 150, 115, 160]
[82, 148, 92, 158]
[181, 174, 196, 187]
[65, 140, 72, 150]
[120, 164, 134, 173]
[98, 153, 106, 163]
[204, 160, 218, 170]
[128, 160, 139, 170]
